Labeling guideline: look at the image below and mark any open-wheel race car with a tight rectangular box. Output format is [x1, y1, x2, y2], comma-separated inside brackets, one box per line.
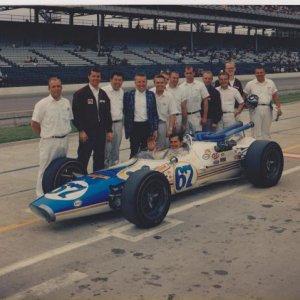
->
[30, 121, 284, 228]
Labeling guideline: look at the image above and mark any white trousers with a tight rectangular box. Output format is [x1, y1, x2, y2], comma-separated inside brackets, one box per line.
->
[175, 114, 183, 133]
[217, 112, 236, 130]
[157, 121, 169, 149]
[105, 121, 123, 167]
[249, 106, 272, 140]
[187, 113, 201, 135]
[36, 137, 69, 197]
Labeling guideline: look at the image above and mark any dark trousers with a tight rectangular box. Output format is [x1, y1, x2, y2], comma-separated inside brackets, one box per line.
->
[77, 127, 106, 172]
[129, 122, 149, 158]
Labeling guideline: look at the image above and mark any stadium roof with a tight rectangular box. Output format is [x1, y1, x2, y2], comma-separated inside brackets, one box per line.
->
[1, 5, 300, 30]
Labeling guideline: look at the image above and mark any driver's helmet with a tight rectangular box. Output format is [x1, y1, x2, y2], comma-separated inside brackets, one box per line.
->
[245, 94, 259, 109]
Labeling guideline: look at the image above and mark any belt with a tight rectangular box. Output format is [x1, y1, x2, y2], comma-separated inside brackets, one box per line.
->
[223, 111, 234, 114]
[51, 135, 67, 138]
[113, 119, 122, 123]
[258, 104, 270, 106]
[175, 113, 182, 116]
[159, 120, 166, 123]
[187, 110, 200, 115]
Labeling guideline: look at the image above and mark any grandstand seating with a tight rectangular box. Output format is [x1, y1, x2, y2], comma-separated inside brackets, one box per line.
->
[0, 19, 300, 87]
[0, 47, 54, 67]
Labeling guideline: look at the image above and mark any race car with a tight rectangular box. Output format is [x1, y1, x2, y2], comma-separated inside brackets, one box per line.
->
[30, 121, 284, 228]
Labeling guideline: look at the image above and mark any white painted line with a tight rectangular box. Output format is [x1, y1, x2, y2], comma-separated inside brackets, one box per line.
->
[107, 218, 184, 242]
[4, 271, 87, 300]
[0, 165, 300, 278]
[283, 165, 300, 176]
[0, 233, 110, 278]
[169, 185, 250, 216]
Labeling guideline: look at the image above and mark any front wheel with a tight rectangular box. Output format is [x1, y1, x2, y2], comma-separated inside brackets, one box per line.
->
[121, 168, 171, 228]
[245, 140, 283, 187]
[42, 157, 87, 194]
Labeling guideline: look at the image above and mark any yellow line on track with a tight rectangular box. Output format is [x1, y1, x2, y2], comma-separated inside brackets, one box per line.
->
[0, 217, 41, 233]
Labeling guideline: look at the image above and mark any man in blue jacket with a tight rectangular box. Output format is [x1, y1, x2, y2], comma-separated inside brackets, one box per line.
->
[123, 73, 159, 158]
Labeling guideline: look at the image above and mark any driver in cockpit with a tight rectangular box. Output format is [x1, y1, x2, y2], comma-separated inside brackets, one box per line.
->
[167, 133, 189, 157]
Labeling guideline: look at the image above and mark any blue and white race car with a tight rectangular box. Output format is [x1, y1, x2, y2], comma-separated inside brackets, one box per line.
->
[30, 122, 284, 228]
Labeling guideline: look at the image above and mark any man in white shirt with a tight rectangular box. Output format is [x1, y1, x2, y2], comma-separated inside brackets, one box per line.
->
[180, 66, 209, 134]
[153, 74, 178, 148]
[102, 72, 124, 167]
[216, 72, 244, 130]
[166, 71, 188, 133]
[31, 77, 73, 197]
[244, 66, 282, 140]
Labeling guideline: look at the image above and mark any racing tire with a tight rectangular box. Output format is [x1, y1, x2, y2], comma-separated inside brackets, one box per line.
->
[245, 140, 283, 187]
[121, 168, 171, 228]
[42, 157, 87, 194]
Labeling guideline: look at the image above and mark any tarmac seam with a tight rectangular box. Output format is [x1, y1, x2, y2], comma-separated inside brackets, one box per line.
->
[0, 188, 35, 198]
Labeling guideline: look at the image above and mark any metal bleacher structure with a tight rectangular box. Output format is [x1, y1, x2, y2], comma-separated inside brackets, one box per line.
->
[0, 5, 300, 86]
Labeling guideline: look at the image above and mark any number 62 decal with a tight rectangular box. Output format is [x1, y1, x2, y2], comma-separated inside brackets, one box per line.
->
[175, 164, 195, 191]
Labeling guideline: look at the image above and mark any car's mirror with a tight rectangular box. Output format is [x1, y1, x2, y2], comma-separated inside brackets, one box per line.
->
[169, 156, 178, 164]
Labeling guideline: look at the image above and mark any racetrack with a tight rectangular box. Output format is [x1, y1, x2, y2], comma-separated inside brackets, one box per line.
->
[1, 74, 300, 114]
[0, 102, 300, 299]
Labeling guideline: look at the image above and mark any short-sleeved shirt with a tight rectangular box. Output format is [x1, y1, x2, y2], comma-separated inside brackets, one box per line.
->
[216, 86, 244, 113]
[154, 89, 178, 122]
[102, 84, 124, 121]
[32, 95, 73, 138]
[166, 84, 187, 113]
[244, 78, 278, 105]
[180, 80, 209, 113]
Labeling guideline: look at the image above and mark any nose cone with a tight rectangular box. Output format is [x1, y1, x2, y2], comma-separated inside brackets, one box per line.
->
[30, 201, 56, 223]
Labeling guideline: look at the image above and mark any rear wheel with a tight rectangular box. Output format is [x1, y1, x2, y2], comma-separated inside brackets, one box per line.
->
[121, 168, 171, 228]
[42, 157, 87, 194]
[245, 140, 283, 187]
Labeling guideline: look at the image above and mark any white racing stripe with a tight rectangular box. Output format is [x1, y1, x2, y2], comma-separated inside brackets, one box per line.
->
[4, 271, 87, 300]
[0, 165, 300, 278]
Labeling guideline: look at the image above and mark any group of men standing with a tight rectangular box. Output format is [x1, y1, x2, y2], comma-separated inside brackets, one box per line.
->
[31, 63, 282, 198]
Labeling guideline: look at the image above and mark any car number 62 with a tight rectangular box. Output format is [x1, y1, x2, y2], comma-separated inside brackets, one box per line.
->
[175, 164, 195, 191]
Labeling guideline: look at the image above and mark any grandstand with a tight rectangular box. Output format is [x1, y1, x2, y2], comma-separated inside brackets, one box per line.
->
[0, 5, 300, 87]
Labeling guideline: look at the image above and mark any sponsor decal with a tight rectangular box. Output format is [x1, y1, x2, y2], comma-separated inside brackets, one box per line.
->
[99, 99, 106, 103]
[220, 152, 225, 157]
[220, 157, 226, 162]
[234, 154, 241, 160]
[74, 200, 82, 207]
[204, 149, 211, 154]
[213, 160, 220, 165]
[87, 98, 94, 104]
[211, 152, 219, 160]
[202, 154, 210, 160]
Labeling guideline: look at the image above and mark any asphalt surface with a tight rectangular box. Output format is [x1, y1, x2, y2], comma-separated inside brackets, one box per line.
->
[0, 103, 300, 299]
[1, 76, 300, 113]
